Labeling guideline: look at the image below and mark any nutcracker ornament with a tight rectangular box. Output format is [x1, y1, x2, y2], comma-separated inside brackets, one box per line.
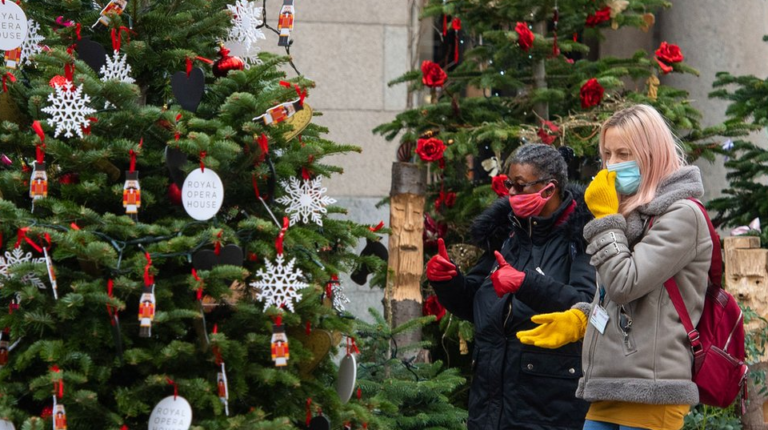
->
[29, 161, 47, 205]
[277, 0, 295, 47]
[53, 404, 67, 430]
[254, 99, 303, 126]
[93, 0, 127, 29]
[138, 285, 155, 338]
[122, 171, 140, 220]
[271, 314, 289, 367]
[4, 48, 20, 69]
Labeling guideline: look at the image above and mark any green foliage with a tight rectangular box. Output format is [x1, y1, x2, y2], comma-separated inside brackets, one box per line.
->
[0, 0, 389, 428]
[355, 309, 467, 429]
[682, 404, 742, 430]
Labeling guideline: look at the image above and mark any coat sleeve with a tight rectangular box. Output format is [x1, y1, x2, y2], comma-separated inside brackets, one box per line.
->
[430, 252, 496, 323]
[583, 201, 710, 305]
[514, 243, 597, 314]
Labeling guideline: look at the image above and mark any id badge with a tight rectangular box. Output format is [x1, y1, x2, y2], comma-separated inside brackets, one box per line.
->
[589, 305, 610, 334]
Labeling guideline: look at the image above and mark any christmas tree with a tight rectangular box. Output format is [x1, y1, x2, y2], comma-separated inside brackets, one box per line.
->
[0, 0, 465, 428]
[374, 0, 735, 401]
[704, 55, 768, 233]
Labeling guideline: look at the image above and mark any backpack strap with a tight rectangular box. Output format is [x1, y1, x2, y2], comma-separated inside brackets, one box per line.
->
[649, 198, 721, 358]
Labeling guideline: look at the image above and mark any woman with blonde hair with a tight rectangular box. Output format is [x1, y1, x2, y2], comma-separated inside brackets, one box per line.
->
[516, 104, 712, 430]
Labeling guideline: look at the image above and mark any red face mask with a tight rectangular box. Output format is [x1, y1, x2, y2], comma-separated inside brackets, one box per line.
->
[508, 183, 555, 218]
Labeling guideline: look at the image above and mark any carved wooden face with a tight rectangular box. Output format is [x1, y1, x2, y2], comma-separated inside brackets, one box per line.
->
[727, 251, 768, 331]
[391, 194, 423, 252]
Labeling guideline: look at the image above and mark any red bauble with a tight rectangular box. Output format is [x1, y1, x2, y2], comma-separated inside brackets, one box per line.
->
[59, 172, 80, 185]
[49, 75, 68, 88]
[212, 47, 244, 78]
[168, 183, 182, 205]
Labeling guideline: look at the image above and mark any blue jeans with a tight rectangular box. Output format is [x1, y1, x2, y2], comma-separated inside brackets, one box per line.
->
[583, 420, 647, 430]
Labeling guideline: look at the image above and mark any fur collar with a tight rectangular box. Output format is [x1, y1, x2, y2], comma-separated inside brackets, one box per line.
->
[471, 184, 592, 252]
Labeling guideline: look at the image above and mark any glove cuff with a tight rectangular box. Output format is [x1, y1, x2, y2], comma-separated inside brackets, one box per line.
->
[572, 309, 588, 339]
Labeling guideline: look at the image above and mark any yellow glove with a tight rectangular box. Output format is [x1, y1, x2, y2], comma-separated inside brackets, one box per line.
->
[516, 308, 587, 349]
[585, 170, 619, 219]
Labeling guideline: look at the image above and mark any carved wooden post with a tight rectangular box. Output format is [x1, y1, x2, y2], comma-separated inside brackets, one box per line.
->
[386, 162, 427, 360]
[725, 236, 768, 430]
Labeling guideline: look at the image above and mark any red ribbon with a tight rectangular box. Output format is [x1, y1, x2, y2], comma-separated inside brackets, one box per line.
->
[110, 26, 135, 52]
[75, 23, 81, 41]
[273, 313, 282, 327]
[51, 365, 64, 398]
[143, 253, 154, 286]
[368, 221, 384, 232]
[166, 377, 178, 400]
[346, 337, 360, 355]
[15, 228, 42, 253]
[357, 387, 362, 400]
[214, 231, 222, 255]
[8, 300, 17, 314]
[305, 320, 311, 335]
[442, 15, 447, 36]
[42, 233, 51, 251]
[191, 268, 203, 301]
[252, 173, 260, 199]
[35, 144, 45, 164]
[70, 223, 80, 230]
[32, 120, 45, 144]
[199, 151, 206, 172]
[301, 167, 310, 180]
[121, 426, 128, 430]
[64, 63, 74, 83]
[211, 324, 223, 365]
[128, 149, 136, 173]
[279, 80, 306, 106]
[1, 72, 15, 92]
[275, 217, 289, 255]
[305, 398, 312, 427]
[107, 279, 118, 325]
[186, 56, 213, 76]
[256, 133, 269, 164]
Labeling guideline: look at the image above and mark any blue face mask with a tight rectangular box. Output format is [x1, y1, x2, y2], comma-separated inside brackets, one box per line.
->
[607, 160, 641, 195]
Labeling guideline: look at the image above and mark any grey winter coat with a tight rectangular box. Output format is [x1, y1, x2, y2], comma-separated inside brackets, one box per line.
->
[575, 166, 712, 405]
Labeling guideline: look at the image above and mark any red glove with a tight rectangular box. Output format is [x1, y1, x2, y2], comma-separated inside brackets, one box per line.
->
[491, 251, 526, 297]
[427, 239, 457, 282]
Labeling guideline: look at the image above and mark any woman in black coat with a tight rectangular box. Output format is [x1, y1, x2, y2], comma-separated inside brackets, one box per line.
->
[428, 144, 596, 430]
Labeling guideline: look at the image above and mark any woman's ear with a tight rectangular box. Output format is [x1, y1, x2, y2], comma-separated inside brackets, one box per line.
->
[542, 181, 558, 198]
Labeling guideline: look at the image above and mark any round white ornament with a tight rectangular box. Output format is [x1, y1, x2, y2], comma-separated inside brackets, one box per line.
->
[0, 2, 27, 51]
[0, 420, 15, 430]
[148, 396, 192, 430]
[181, 168, 224, 221]
[335, 353, 357, 404]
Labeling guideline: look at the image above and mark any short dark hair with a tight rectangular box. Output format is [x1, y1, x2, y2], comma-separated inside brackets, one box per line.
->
[506, 144, 568, 196]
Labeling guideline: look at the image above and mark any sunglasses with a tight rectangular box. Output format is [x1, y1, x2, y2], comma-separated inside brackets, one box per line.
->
[504, 178, 554, 194]
[619, 305, 633, 336]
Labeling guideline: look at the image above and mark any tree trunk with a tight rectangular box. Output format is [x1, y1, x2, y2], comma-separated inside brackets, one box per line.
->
[385, 162, 428, 362]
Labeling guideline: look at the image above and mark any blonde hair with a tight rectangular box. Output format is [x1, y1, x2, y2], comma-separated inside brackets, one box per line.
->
[598, 104, 687, 216]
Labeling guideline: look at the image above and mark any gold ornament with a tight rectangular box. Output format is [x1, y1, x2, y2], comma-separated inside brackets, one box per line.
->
[290, 328, 343, 377]
[282, 102, 313, 141]
[459, 331, 469, 355]
[0, 91, 25, 126]
[640, 13, 656, 32]
[448, 243, 484, 274]
[646, 75, 660, 101]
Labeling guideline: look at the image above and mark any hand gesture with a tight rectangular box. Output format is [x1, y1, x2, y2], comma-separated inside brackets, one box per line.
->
[426, 239, 457, 282]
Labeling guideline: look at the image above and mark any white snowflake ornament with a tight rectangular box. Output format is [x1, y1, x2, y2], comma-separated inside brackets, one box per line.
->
[227, 0, 266, 51]
[330, 280, 350, 313]
[0, 248, 47, 290]
[20, 19, 44, 67]
[41, 81, 97, 138]
[250, 254, 309, 312]
[100, 50, 134, 84]
[223, 39, 262, 69]
[276, 176, 337, 226]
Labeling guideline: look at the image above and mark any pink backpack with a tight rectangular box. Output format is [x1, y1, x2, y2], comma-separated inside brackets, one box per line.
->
[653, 199, 748, 408]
